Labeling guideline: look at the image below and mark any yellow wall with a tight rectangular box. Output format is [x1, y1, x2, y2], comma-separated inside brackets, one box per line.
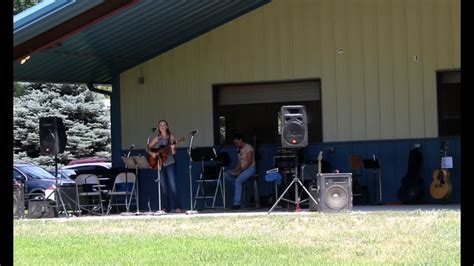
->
[120, 0, 460, 149]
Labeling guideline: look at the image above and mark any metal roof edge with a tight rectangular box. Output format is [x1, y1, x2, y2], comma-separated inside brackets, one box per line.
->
[14, 0, 104, 46]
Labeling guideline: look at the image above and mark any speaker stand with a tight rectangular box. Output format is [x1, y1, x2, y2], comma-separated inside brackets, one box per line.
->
[267, 150, 318, 214]
[46, 154, 70, 218]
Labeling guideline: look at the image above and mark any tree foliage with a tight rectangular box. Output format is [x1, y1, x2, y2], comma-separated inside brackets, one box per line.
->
[13, 83, 111, 167]
[14, 0, 40, 15]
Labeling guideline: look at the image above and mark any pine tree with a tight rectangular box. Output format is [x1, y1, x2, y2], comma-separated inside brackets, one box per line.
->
[13, 83, 111, 167]
[14, 0, 40, 15]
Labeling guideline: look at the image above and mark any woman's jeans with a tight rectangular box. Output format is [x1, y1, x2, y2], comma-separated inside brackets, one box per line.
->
[225, 166, 256, 205]
[159, 163, 181, 210]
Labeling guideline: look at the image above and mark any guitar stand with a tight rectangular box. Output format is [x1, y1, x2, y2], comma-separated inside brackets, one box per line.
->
[268, 149, 318, 214]
[46, 154, 70, 218]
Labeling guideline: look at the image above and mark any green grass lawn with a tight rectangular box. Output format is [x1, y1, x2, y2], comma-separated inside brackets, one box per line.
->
[14, 210, 460, 265]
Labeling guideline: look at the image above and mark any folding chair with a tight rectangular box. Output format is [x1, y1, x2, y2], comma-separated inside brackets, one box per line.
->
[194, 164, 225, 209]
[75, 174, 104, 215]
[106, 172, 137, 214]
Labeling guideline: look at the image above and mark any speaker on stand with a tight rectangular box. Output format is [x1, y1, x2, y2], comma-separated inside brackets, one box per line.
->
[281, 105, 308, 148]
[39, 117, 66, 156]
[268, 105, 319, 214]
[39, 117, 69, 217]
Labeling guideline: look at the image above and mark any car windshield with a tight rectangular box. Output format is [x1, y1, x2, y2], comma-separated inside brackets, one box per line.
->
[19, 165, 56, 180]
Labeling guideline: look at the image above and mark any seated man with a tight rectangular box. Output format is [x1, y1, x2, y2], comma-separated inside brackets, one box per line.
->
[225, 134, 256, 210]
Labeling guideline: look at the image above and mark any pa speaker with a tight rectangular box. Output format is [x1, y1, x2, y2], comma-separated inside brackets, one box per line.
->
[316, 173, 352, 212]
[281, 105, 308, 148]
[39, 117, 66, 155]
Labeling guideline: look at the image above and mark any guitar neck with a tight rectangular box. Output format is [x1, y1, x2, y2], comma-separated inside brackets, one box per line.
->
[317, 151, 323, 174]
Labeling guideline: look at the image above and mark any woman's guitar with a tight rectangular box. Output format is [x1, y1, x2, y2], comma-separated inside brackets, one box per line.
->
[430, 141, 452, 200]
[148, 137, 185, 169]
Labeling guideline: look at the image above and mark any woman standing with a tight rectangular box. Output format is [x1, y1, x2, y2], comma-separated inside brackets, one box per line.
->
[148, 120, 182, 213]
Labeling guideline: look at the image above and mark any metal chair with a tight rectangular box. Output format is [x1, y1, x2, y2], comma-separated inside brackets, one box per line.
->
[75, 174, 104, 215]
[106, 172, 137, 214]
[194, 164, 225, 209]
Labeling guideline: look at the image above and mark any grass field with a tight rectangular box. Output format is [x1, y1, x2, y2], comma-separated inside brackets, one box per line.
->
[14, 210, 460, 265]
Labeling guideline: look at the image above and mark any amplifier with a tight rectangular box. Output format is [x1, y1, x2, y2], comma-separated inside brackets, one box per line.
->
[301, 164, 317, 181]
[27, 200, 58, 219]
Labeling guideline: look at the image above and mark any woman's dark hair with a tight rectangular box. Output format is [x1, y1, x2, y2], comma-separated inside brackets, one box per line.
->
[231, 133, 245, 142]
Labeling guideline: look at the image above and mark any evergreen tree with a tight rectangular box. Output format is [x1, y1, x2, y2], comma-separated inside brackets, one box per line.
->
[14, 0, 40, 15]
[13, 83, 111, 167]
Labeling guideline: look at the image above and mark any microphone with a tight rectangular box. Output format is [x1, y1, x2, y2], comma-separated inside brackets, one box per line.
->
[189, 130, 199, 134]
[127, 144, 135, 157]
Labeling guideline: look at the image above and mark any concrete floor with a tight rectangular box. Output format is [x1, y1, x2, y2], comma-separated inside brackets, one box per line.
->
[22, 203, 459, 222]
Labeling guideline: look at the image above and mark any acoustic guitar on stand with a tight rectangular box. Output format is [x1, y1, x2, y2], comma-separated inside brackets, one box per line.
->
[148, 137, 185, 169]
[430, 141, 452, 200]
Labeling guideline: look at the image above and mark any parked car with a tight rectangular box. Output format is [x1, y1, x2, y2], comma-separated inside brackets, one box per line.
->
[13, 163, 75, 208]
[47, 169, 77, 181]
[60, 162, 118, 191]
[67, 157, 111, 166]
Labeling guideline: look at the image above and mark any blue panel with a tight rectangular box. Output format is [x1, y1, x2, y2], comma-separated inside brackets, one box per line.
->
[120, 136, 461, 209]
[394, 141, 411, 201]
[327, 142, 350, 172]
[379, 141, 396, 202]
[352, 142, 366, 157]
[423, 139, 440, 202]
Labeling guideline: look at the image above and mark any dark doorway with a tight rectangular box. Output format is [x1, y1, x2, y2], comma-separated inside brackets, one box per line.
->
[437, 70, 460, 137]
[213, 79, 322, 145]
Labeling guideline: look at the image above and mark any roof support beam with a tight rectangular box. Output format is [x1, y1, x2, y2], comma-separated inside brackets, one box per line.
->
[87, 83, 112, 96]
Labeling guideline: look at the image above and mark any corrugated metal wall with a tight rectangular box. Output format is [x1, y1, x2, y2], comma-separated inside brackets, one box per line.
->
[120, 0, 460, 150]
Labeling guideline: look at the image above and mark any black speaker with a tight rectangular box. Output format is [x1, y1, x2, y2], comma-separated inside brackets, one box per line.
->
[27, 200, 58, 219]
[39, 117, 66, 155]
[281, 105, 308, 148]
[316, 173, 353, 212]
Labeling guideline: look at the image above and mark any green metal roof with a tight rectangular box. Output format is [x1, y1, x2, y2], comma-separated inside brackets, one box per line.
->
[13, 0, 271, 84]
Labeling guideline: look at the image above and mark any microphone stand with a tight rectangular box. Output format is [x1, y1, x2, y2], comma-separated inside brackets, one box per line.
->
[153, 156, 165, 215]
[185, 132, 198, 214]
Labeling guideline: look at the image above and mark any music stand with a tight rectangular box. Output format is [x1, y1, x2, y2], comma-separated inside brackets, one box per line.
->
[191, 147, 217, 162]
[123, 156, 151, 215]
[363, 158, 382, 204]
